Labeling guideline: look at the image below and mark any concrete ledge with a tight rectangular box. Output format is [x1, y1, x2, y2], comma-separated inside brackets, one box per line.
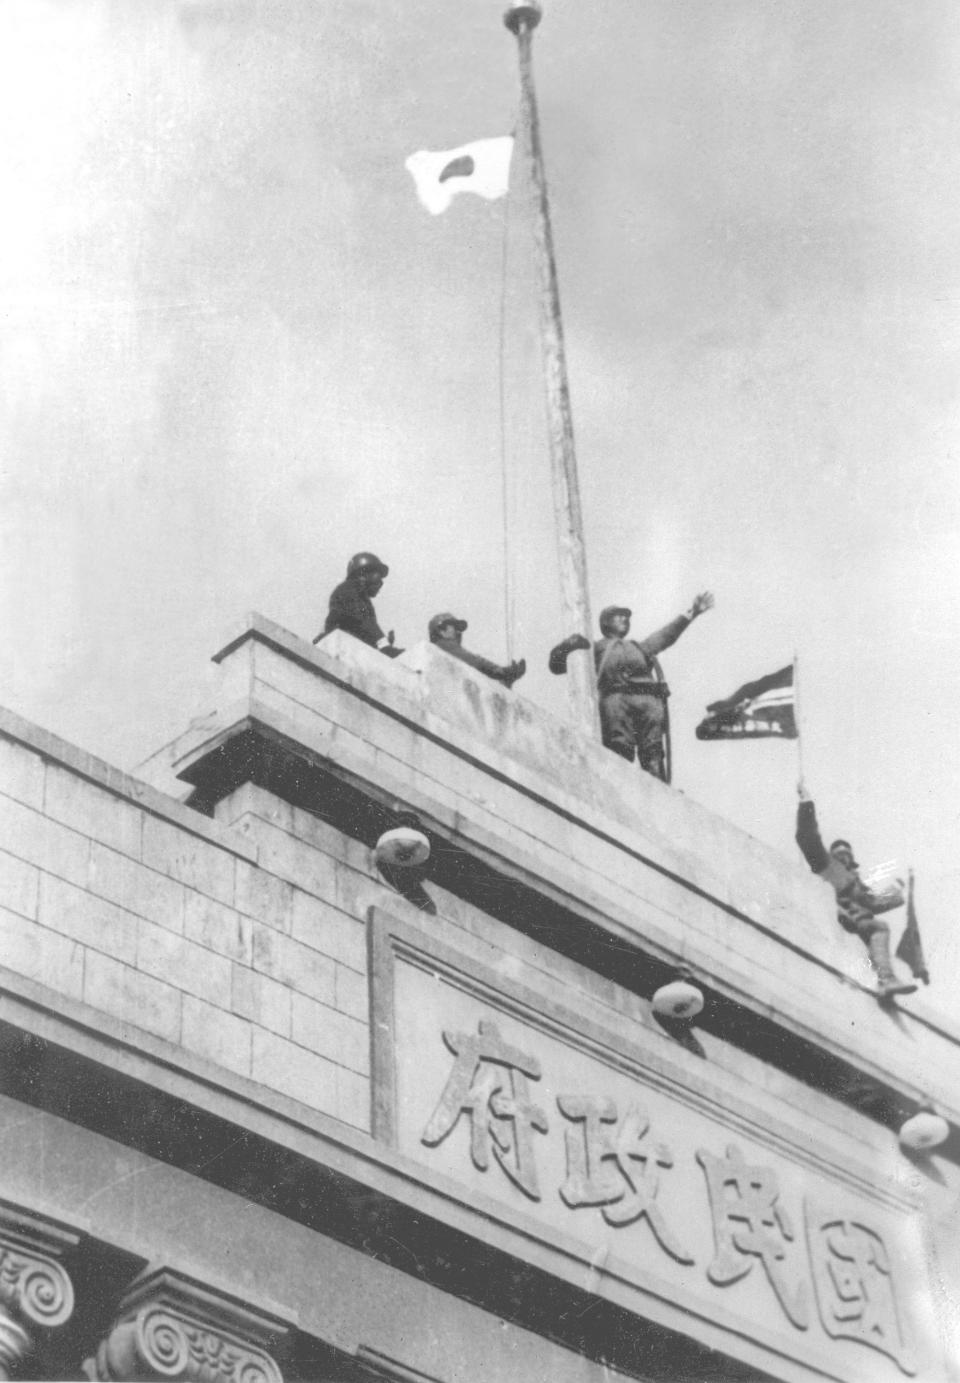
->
[0, 705, 257, 867]
[195, 617, 835, 940]
[170, 621, 959, 1014]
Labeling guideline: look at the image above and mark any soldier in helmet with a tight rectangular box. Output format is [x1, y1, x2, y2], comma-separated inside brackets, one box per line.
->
[795, 780, 917, 1003]
[428, 613, 526, 688]
[550, 593, 714, 780]
[315, 552, 401, 655]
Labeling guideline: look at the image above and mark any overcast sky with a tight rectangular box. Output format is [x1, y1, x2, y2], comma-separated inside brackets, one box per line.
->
[2, 0, 958, 1011]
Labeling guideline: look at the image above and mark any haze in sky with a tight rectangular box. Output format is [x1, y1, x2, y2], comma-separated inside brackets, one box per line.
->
[1, 0, 958, 1011]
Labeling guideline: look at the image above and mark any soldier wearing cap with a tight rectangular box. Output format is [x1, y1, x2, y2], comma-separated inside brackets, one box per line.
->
[795, 780, 917, 1003]
[429, 613, 526, 688]
[315, 552, 401, 655]
[550, 593, 714, 780]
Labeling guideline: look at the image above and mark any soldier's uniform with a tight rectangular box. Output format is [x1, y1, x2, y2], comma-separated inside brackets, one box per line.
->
[550, 592, 713, 782]
[429, 614, 525, 688]
[593, 610, 691, 778]
[795, 796, 916, 1001]
[315, 552, 391, 651]
[322, 579, 385, 648]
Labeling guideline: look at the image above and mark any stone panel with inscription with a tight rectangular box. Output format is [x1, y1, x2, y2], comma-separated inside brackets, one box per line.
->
[373, 916, 938, 1383]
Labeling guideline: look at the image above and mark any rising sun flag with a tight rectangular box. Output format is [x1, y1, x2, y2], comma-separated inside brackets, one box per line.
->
[696, 665, 797, 741]
[405, 136, 514, 214]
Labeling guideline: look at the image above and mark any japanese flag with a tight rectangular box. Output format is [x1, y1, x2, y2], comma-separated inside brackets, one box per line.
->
[405, 137, 514, 215]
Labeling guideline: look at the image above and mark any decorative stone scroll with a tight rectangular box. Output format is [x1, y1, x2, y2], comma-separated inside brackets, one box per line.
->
[82, 1267, 289, 1383]
[0, 1203, 78, 1381]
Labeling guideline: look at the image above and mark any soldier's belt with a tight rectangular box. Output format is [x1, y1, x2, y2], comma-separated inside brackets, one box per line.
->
[605, 681, 670, 699]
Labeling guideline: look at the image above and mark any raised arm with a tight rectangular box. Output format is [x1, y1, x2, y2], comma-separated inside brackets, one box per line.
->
[636, 593, 714, 657]
[688, 590, 714, 620]
[795, 780, 830, 873]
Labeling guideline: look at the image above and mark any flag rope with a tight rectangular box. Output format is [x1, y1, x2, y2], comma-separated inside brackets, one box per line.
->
[498, 130, 516, 663]
[794, 651, 804, 785]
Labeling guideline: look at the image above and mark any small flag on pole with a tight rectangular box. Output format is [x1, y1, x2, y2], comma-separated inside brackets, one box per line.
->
[696, 664, 797, 741]
[405, 137, 514, 214]
[895, 869, 930, 985]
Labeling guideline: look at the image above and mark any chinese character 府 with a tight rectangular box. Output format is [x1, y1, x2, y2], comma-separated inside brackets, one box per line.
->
[421, 1019, 548, 1200]
[697, 1144, 809, 1329]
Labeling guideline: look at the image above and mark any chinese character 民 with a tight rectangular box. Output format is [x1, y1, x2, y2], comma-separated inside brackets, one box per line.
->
[421, 1019, 548, 1200]
[558, 1095, 693, 1263]
[805, 1203, 916, 1374]
[697, 1144, 809, 1329]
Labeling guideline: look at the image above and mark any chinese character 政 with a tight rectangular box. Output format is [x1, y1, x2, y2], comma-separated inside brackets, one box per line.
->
[421, 1020, 548, 1200]
[558, 1095, 693, 1263]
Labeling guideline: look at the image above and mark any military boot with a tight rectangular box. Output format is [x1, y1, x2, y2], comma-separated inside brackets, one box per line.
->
[868, 930, 918, 1002]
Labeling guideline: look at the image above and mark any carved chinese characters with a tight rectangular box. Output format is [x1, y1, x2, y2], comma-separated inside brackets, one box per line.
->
[806, 1205, 916, 1374]
[419, 1017, 917, 1375]
[558, 1096, 693, 1263]
[421, 1020, 548, 1200]
[697, 1144, 808, 1329]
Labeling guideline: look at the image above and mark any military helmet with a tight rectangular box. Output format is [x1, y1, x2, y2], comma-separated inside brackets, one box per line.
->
[346, 552, 389, 579]
[429, 612, 467, 642]
[599, 605, 631, 633]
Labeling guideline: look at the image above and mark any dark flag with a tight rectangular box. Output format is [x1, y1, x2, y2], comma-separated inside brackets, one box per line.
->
[696, 664, 797, 741]
[895, 869, 930, 985]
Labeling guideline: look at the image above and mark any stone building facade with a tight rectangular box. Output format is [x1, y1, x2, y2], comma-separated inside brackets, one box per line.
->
[0, 615, 957, 1381]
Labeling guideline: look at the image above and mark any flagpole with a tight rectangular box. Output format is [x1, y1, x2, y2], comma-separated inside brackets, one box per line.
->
[504, 2, 600, 738]
[793, 651, 804, 786]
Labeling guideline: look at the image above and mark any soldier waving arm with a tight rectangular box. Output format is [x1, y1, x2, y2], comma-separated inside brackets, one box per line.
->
[636, 592, 715, 658]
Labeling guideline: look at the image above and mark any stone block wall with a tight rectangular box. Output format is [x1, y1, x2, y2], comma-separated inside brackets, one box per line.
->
[0, 712, 373, 1134]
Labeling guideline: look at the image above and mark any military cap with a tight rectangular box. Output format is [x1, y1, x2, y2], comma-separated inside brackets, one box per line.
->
[829, 839, 859, 867]
[429, 612, 468, 641]
[599, 605, 631, 631]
